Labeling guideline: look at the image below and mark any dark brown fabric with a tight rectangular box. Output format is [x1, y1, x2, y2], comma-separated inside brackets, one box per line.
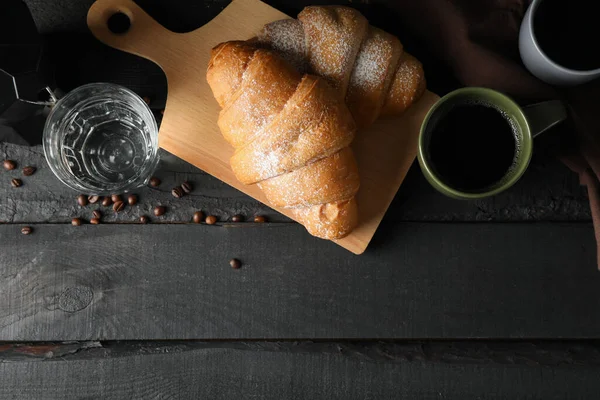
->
[391, 0, 600, 267]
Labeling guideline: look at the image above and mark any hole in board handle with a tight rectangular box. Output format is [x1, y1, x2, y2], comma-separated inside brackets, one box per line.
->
[107, 12, 131, 34]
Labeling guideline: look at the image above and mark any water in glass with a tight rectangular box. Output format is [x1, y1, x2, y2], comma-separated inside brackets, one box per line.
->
[43, 83, 159, 194]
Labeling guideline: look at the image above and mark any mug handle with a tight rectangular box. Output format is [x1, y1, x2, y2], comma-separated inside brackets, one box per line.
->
[522, 100, 567, 138]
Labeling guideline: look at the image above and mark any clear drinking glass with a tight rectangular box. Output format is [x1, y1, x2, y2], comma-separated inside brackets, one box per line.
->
[43, 83, 159, 195]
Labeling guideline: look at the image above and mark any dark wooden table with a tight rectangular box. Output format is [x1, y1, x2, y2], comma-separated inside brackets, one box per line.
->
[2, 0, 600, 398]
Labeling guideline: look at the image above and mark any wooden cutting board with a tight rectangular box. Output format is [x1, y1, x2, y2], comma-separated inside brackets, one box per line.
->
[87, 0, 439, 254]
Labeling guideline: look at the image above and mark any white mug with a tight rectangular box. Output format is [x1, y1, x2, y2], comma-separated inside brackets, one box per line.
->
[519, 0, 600, 86]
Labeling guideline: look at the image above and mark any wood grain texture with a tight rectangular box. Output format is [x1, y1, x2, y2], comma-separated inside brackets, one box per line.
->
[2, 344, 600, 399]
[0, 223, 598, 340]
[0, 142, 588, 224]
[8, 1, 600, 394]
[86, 0, 440, 254]
[4, 340, 600, 366]
[0, 142, 289, 223]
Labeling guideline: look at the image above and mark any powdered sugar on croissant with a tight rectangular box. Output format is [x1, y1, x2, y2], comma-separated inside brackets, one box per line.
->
[207, 41, 359, 239]
[257, 6, 426, 129]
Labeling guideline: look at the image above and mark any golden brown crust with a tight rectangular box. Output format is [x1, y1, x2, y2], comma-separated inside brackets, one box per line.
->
[257, 6, 426, 126]
[380, 52, 426, 117]
[215, 48, 302, 148]
[298, 6, 369, 95]
[259, 147, 359, 208]
[291, 198, 359, 240]
[207, 41, 255, 108]
[346, 27, 403, 129]
[207, 41, 359, 239]
[230, 75, 355, 184]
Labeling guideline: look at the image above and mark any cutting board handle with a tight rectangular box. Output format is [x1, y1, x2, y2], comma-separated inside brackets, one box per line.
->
[87, 0, 179, 68]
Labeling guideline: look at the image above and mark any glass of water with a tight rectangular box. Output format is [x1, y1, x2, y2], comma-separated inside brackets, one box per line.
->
[43, 83, 159, 195]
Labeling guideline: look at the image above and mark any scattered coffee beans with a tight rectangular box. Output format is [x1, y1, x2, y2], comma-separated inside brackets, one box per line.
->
[111, 194, 122, 203]
[22, 166, 36, 176]
[11, 178, 22, 187]
[140, 215, 149, 224]
[88, 195, 100, 204]
[71, 218, 82, 226]
[77, 194, 88, 207]
[193, 211, 204, 223]
[113, 201, 125, 212]
[127, 194, 138, 205]
[3, 159, 16, 170]
[254, 215, 266, 223]
[149, 176, 161, 187]
[230, 258, 242, 269]
[21, 226, 32, 235]
[102, 197, 113, 207]
[154, 206, 166, 216]
[205, 215, 217, 225]
[92, 210, 102, 219]
[171, 187, 184, 198]
[231, 215, 244, 222]
[90, 217, 100, 225]
[181, 181, 193, 194]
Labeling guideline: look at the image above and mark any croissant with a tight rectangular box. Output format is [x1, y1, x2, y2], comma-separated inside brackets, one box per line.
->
[257, 6, 427, 129]
[207, 41, 360, 239]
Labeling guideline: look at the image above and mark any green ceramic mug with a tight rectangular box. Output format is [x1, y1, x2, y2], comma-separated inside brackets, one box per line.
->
[418, 87, 567, 199]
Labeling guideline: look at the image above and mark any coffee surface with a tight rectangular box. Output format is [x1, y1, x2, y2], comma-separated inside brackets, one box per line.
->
[534, 0, 600, 71]
[428, 103, 517, 192]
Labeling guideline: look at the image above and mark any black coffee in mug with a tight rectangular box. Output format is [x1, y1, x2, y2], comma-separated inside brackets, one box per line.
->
[427, 102, 518, 191]
[534, 0, 600, 71]
[420, 88, 566, 199]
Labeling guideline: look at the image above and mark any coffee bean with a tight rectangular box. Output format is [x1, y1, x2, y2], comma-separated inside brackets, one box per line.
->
[231, 214, 244, 222]
[90, 217, 100, 225]
[113, 201, 125, 212]
[22, 166, 36, 176]
[181, 181, 193, 194]
[154, 206, 166, 216]
[92, 210, 102, 219]
[205, 215, 217, 225]
[77, 194, 88, 207]
[230, 258, 242, 269]
[143, 96, 151, 105]
[71, 218, 82, 226]
[127, 194, 138, 205]
[10, 178, 22, 187]
[3, 159, 16, 171]
[111, 194, 122, 203]
[140, 215, 149, 224]
[254, 215, 266, 223]
[149, 176, 161, 187]
[88, 195, 100, 204]
[193, 211, 204, 223]
[171, 187, 184, 198]
[21, 226, 32, 235]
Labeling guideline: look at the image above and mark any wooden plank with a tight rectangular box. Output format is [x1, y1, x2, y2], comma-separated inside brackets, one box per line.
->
[0, 142, 289, 223]
[394, 154, 590, 222]
[0, 222, 598, 340]
[2, 343, 600, 399]
[4, 340, 600, 366]
[0, 141, 589, 224]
